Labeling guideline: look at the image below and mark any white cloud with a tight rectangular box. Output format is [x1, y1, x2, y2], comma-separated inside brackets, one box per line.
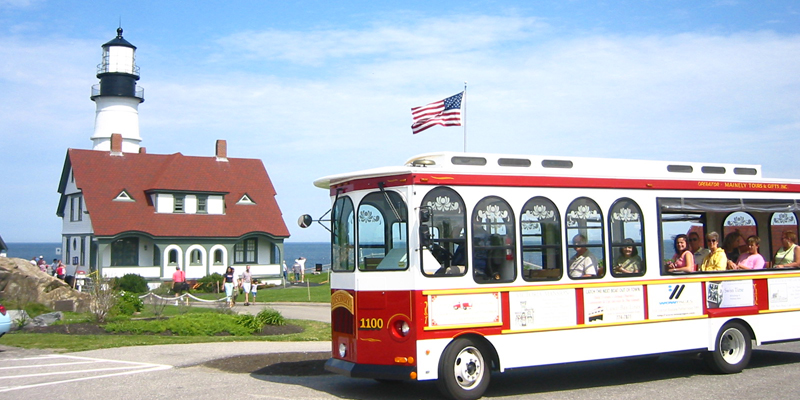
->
[213, 15, 548, 65]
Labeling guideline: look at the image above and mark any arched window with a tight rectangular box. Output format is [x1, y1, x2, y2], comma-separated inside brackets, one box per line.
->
[723, 211, 756, 262]
[420, 187, 467, 276]
[566, 197, 604, 279]
[332, 196, 355, 272]
[214, 249, 224, 265]
[168, 249, 179, 265]
[190, 249, 202, 265]
[520, 196, 561, 281]
[770, 212, 797, 258]
[608, 198, 645, 277]
[472, 196, 516, 283]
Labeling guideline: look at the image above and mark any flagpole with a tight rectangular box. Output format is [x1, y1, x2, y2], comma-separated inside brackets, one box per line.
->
[463, 82, 467, 152]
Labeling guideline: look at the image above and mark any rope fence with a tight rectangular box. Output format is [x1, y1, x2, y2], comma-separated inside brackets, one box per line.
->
[138, 292, 226, 303]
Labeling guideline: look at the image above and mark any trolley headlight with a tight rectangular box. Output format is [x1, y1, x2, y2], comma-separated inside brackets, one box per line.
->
[395, 320, 410, 336]
[338, 342, 347, 358]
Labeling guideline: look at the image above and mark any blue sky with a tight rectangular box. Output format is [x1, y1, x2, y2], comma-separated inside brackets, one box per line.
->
[1, 0, 800, 243]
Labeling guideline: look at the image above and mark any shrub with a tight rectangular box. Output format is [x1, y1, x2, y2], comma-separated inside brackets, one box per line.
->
[196, 273, 224, 293]
[113, 291, 144, 315]
[105, 313, 255, 336]
[114, 274, 149, 293]
[256, 308, 286, 326]
[235, 314, 261, 331]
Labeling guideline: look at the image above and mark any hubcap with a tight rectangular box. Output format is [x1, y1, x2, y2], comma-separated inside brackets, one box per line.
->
[453, 346, 484, 390]
[719, 328, 746, 364]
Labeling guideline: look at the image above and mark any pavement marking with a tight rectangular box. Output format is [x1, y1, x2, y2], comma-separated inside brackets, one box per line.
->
[0, 354, 172, 393]
[0, 360, 98, 370]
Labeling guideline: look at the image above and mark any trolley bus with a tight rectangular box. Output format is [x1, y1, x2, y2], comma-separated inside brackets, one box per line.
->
[309, 152, 800, 400]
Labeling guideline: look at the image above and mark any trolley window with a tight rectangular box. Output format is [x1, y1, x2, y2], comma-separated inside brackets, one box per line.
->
[566, 197, 605, 279]
[520, 196, 562, 281]
[472, 196, 516, 283]
[357, 191, 408, 271]
[608, 198, 645, 277]
[332, 196, 355, 272]
[420, 187, 468, 276]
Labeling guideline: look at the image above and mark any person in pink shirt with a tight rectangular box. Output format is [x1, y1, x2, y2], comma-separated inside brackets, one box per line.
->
[172, 266, 188, 304]
[734, 235, 765, 270]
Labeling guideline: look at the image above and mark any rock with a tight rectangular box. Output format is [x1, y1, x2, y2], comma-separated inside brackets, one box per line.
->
[28, 311, 64, 328]
[0, 257, 91, 312]
[7, 310, 28, 331]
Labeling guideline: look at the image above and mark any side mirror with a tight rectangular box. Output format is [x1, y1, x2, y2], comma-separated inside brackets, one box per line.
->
[420, 226, 432, 248]
[419, 207, 431, 223]
[298, 214, 314, 228]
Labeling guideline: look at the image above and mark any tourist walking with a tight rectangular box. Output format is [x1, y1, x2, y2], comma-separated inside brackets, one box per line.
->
[241, 265, 253, 306]
[251, 279, 259, 305]
[172, 266, 187, 305]
[293, 257, 306, 283]
[223, 266, 236, 307]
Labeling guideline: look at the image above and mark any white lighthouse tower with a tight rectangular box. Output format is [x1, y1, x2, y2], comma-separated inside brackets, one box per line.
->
[90, 27, 144, 152]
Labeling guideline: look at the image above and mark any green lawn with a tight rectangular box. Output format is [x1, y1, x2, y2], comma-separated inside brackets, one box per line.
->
[191, 272, 331, 303]
[0, 272, 334, 352]
[2, 319, 330, 352]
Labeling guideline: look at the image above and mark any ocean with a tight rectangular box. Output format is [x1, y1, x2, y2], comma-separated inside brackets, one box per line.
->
[4, 242, 331, 271]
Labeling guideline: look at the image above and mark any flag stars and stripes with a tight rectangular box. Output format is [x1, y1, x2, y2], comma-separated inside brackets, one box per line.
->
[411, 92, 463, 134]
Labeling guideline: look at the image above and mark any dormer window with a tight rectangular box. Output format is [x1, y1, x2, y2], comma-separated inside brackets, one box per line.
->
[237, 194, 255, 205]
[114, 190, 134, 202]
[174, 195, 185, 213]
[197, 195, 208, 214]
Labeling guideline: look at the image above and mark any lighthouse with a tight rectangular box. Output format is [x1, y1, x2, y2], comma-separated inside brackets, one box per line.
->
[90, 27, 144, 153]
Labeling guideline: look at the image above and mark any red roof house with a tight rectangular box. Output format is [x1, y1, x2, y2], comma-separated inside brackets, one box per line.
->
[56, 136, 289, 282]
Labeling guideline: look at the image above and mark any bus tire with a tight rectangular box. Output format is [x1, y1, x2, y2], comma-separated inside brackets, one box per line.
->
[436, 337, 491, 400]
[705, 321, 752, 374]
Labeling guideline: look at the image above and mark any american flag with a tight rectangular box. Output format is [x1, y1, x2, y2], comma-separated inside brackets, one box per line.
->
[411, 92, 463, 134]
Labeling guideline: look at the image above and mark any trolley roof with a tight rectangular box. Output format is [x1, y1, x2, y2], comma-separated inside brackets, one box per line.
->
[313, 151, 785, 190]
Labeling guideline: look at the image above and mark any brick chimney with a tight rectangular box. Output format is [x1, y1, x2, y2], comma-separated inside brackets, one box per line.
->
[139, 147, 146, 154]
[110, 133, 123, 156]
[216, 139, 228, 162]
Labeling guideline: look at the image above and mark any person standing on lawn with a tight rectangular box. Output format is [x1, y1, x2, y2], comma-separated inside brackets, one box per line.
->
[250, 279, 259, 305]
[223, 266, 236, 307]
[241, 265, 253, 306]
[172, 266, 187, 305]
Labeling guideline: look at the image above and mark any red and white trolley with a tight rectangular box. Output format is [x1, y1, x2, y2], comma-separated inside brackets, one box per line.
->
[313, 152, 800, 400]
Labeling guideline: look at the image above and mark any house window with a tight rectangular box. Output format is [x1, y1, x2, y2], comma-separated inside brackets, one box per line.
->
[153, 245, 161, 266]
[70, 196, 83, 222]
[197, 196, 208, 214]
[174, 195, 185, 213]
[214, 249, 224, 265]
[190, 249, 202, 265]
[111, 237, 139, 266]
[234, 238, 257, 263]
[168, 249, 179, 265]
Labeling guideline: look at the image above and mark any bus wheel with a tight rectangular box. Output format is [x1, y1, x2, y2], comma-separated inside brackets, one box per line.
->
[437, 338, 490, 400]
[705, 321, 752, 374]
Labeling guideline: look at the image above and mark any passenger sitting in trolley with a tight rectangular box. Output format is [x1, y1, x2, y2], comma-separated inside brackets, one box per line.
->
[568, 234, 597, 278]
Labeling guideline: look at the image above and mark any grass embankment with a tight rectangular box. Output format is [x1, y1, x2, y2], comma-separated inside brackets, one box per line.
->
[1, 273, 333, 352]
[193, 271, 331, 303]
[2, 319, 330, 352]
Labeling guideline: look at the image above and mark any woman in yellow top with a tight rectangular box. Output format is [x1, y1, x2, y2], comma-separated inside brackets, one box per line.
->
[774, 231, 800, 269]
[700, 231, 728, 271]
